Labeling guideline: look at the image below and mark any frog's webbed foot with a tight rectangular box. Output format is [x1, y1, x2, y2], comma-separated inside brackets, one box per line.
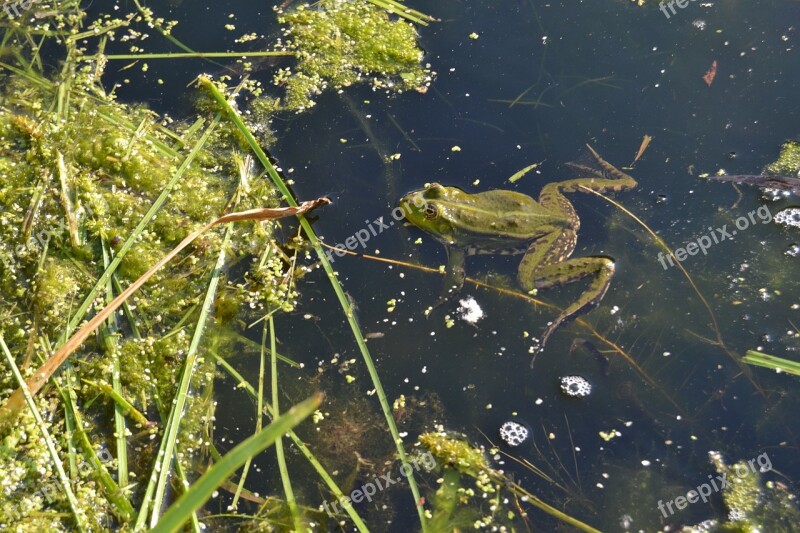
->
[558, 146, 637, 194]
[428, 246, 466, 314]
[525, 256, 616, 367]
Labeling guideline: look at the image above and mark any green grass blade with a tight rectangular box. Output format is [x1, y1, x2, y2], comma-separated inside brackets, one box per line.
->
[270, 316, 302, 529]
[228, 325, 268, 510]
[743, 350, 800, 376]
[150, 393, 323, 533]
[102, 243, 129, 490]
[146, 227, 233, 527]
[365, 0, 436, 25]
[507, 161, 542, 184]
[93, 51, 293, 60]
[199, 76, 428, 531]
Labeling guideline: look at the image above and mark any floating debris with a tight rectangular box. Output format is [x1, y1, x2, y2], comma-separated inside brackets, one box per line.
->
[457, 296, 484, 324]
[498, 421, 529, 447]
[775, 208, 800, 228]
[703, 59, 718, 87]
[560, 375, 592, 398]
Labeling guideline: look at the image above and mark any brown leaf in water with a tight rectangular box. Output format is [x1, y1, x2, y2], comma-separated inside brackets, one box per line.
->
[703, 60, 718, 87]
[631, 134, 653, 166]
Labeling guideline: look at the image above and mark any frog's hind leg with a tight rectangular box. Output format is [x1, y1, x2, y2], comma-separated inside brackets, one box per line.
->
[518, 230, 614, 365]
[558, 145, 638, 194]
[532, 256, 615, 351]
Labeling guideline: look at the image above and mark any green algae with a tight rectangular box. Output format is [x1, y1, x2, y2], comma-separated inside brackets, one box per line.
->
[274, 0, 432, 111]
[765, 140, 800, 178]
[682, 451, 800, 532]
[419, 431, 492, 479]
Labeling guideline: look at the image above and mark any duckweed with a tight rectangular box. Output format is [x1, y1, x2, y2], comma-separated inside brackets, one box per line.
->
[765, 140, 800, 177]
[275, 0, 432, 111]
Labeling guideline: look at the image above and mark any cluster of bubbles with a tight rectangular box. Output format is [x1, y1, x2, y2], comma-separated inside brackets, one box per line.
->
[775, 207, 800, 228]
[560, 375, 592, 398]
[498, 421, 529, 447]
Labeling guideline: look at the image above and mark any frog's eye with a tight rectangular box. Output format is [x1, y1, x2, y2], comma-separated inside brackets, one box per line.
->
[424, 204, 439, 220]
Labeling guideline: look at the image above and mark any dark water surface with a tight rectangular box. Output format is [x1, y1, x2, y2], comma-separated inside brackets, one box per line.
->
[120, 1, 800, 530]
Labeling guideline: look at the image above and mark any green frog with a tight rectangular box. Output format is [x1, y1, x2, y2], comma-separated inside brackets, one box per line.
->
[400, 146, 636, 364]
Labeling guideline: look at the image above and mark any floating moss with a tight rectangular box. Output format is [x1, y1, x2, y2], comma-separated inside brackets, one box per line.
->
[419, 431, 491, 480]
[681, 451, 800, 532]
[764, 140, 800, 177]
[275, 0, 431, 111]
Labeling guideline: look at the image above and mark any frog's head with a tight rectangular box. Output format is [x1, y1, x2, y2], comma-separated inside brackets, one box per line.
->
[399, 183, 459, 242]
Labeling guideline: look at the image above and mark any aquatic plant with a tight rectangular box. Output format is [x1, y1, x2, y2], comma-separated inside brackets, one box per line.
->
[765, 140, 800, 178]
[680, 452, 800, 531]
[0, 0, 438, 529]
[274, 0, 432, 111]
[742, 350, 800, 377]
[418, 431, 602, 532]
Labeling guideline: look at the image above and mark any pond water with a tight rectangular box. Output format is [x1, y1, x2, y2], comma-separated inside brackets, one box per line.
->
[121, 0, 800, 530]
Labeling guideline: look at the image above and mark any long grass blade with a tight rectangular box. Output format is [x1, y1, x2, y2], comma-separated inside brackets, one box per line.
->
[743, 350, 800, 377]
[365, 0, 436, 25]
[147, 225, 231, 527]
[102, 243, 129, 491]
[269, 315, 302, 529]
[93, 51, 293, 61]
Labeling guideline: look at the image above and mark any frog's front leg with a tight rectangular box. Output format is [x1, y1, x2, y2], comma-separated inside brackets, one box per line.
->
[432, 246, 466, 309]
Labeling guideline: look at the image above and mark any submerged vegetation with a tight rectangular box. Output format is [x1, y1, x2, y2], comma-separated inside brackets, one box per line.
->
[0, 0, 434, 530]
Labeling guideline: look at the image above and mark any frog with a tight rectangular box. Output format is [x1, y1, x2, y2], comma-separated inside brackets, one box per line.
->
[399, 145, 636, 364]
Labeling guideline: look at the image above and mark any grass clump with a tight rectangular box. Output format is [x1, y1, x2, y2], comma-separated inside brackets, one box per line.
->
[0, 5, 290, 530]
[0, 0, 435, 529]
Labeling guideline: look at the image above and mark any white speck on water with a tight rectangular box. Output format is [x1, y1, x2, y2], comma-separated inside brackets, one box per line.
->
[457, 296, 484, 324]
